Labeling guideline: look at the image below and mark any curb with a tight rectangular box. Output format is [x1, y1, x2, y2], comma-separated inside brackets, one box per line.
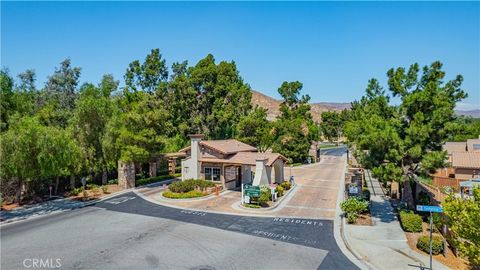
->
[134, 187, 333, 220]
[157, 188, 230, 202]
[233, 183, 298, 212]
[333, 153, 374, 270]
[0, 178, 178, 227]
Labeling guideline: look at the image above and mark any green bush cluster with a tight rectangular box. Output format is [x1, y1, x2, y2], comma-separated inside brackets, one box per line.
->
[107, 179, 118, 185]
[168, 179, 215, 193]
[256, 190, 271, 206]
[86, 183, 99, 190]
[276, 185, 284, 197]
[399, 210, 423, 232]
[280, 181, 291, 190]
[341, 197, 369, 223]
[136, 173, 181, 186]
[244, 203, 261, 208]
[71, 186, 85, 196]
[416, 235, 443, 255]
[361, 190, 371, 201]
[163, 190, 204, 199]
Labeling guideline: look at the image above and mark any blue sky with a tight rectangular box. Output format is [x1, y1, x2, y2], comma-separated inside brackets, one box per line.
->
[2, 1, 479, 110]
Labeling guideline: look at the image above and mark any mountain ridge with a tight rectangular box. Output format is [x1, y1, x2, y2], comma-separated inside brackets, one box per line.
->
[251, 90, 479, 121]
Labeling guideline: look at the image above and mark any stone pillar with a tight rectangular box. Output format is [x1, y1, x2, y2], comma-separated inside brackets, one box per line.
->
[252, 158, 269, 186]
[168, 158, 176, 175]
[274, 160, 285, 183]
[118, 160, 135, 189]
[149, 160, 157, 178]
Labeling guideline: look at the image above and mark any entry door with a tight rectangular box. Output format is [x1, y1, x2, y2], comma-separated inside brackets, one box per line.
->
[236, 167, 241, 187]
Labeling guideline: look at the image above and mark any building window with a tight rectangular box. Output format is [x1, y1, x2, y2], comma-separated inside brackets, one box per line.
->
[205, 167, 221, 181]
[184, 167, 189, 174]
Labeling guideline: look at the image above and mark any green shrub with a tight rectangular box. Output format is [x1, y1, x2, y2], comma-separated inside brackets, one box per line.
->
[276, 185, 284, 197]
[86, 184, 99, 190]
[417, 235, 443, 255]
[168, 179, 215, 193]
[399, 210, 423, 232]
[91, 187, 101, 196]
[71, 187, 84, 196]
[280, 181, 291, 190]
[256, 190, 271, 206]
[101, 186, 109, 194]
[346, 213, 358, 224]
[341, 197, 369, 214]
[107, 179, 118, 185]
[244, 203, 261, 208]
[341, 197, 369, 223]
[163, 190, 204, 199]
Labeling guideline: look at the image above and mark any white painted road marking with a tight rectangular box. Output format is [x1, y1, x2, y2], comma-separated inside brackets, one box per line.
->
[180, 210, 207, 216]
[105, 196, 136, 205]
[273, 217, 324, 227]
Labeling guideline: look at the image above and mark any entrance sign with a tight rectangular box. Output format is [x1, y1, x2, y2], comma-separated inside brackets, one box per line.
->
[416, 205, 443, 213]
[416, 205, 443, 270]
[242, 184, 260, 204]
[348, 186, 359, 195]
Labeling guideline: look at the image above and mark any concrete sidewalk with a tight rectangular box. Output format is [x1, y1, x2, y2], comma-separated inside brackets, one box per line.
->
[343, 171, 449, 270]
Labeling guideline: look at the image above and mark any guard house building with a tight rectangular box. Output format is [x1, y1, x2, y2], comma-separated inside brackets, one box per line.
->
[179, 134, 287, 189]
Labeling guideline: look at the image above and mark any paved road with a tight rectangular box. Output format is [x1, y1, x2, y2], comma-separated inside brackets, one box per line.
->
[1, 190, 357, 270]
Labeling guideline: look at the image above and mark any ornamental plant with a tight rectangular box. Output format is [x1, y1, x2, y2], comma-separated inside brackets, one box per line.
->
[417, 235, 443, 255]
[399, 210, 423, 233]
[341, 197, 368, 223]
[443, 187, 480, 267]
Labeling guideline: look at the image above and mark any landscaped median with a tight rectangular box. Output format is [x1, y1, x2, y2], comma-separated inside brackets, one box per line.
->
[241, 181, 293, 209]
[162, 179, 220, 199]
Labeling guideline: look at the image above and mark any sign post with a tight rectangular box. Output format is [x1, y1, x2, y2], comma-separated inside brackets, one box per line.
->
[243, 184, 260, 205]
[416, 205, 443, 270]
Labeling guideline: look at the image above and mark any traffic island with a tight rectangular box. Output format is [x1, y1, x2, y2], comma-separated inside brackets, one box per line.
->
[160, 179, 223, 200]
[235, 182, 297, 212]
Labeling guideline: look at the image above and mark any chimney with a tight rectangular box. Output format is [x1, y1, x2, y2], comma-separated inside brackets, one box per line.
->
[188, 134, 204, 179]
[252, 158, 269, 186]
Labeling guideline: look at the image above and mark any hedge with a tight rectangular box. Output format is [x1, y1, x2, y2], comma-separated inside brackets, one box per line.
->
[163, 190, 204, 199]
[417, 235, 443, 255]
[136, 173, 181, 186]
[399, 210, 423, 232]
[168, 179, 215, 193]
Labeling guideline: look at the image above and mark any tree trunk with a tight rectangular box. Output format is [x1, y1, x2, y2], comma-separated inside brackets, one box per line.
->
[55, 176, 59, 195]
[14, 178, 24, 203]
[70, 175, 75, 190]
[149, 161, 157, 178]
[102, 170, 108, 185]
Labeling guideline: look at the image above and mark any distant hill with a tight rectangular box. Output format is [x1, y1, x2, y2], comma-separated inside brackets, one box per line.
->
[250, 90, 350, 122]
[455, 109, 480, 118]
[251, 90, 479, 121]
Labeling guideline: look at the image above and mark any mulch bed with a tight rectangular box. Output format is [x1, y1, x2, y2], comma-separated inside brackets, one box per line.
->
[1, 184, 124, 210]
[404, 223, 470, 270]
[354, 213, 373, 225]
